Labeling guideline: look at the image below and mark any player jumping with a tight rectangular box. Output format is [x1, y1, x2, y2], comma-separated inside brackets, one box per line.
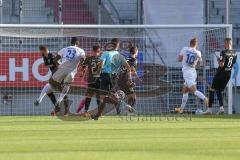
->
[175, 38, 209, 113]
[34, 45, 70, 115]
[36, 37, 85, 115]
[203, 38, 237, 114]
[76, 44, 102, 114]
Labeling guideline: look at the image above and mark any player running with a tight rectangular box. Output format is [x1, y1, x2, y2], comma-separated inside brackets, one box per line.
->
[76, 44, 102, 114]
[34, 45, 70, 115]
[175, 38, 209, 113]
[36, 37, 85, 114]
[203, 38, 237, 114]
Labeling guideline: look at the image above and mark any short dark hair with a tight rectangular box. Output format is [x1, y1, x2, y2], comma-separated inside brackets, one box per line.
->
[111, 38, 120, 44]
[190, 37, 198, 47]
[224, 37, 232, 43]
[105, 42, 117, 51]
[92, 44, 101, 52]
[129, 46, 138, 55]
[71, 37, 79, 45]
[39, 45, 48, 52]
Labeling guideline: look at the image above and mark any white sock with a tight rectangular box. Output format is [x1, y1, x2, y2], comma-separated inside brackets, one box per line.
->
[57, 85, 70, 104]
[37, 83, 53, 103]
[180, 93, 188, 109]
[194, 90, 206, 100]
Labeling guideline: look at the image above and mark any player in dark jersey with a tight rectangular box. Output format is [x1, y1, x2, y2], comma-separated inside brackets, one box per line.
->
[117, 46, 141, 113]
[34, 45, 70, 115]
[76, 44, 102, 114]
[204, 38, 237, 114]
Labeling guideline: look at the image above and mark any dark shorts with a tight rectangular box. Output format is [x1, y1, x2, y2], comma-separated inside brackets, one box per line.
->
[211, 70, 231, 91]
[118, 84, 135, 95]
[87, 78, 100, 95]
[49, 77, 63, 91]
[99, 73, 116, 95]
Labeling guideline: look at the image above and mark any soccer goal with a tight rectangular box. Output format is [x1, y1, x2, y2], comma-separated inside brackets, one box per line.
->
[0, 24, 233, 116]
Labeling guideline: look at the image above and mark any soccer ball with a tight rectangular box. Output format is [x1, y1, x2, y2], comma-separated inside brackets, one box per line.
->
[114, 90, 126, 101]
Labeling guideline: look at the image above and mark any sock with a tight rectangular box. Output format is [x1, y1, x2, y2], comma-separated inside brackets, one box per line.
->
[180, 93, 188, 109]
[216, 91, 223, 107]
[63, 96, 69, 113]
[38, 83, 53, 103]
[47, 92, 57, 106]
[208, 90, 214, 108]
[194, 90, 206, 100]
[97, 101, 105, 117]
[57, 85, 70, 104]
[96, 95, 101, 105]
[85, 97, 92, 112]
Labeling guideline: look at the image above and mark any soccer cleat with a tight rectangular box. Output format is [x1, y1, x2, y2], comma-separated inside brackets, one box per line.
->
[216, 106, 225, 115]
[50, 106, 61, 116]
[175, 107, 184, 113]
[91, 114, 99, 120]
[203, 108, 212, 115]
[204, 98, 209, 107]
[127, 105, 135, 113]
[34, 100, 39, 106]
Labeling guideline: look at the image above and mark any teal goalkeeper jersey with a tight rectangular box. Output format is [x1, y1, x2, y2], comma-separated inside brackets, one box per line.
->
[100, 50, 119, 73]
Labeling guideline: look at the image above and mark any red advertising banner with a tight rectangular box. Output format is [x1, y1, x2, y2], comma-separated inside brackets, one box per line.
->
[0, 52, 85, 87]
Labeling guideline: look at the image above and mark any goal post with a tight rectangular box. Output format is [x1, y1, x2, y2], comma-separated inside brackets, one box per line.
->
[0, 24, 233, 116]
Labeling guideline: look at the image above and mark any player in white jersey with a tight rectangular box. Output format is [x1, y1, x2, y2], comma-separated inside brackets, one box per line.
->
[35, 37, 85, 115]
[175, 38, 208, 113]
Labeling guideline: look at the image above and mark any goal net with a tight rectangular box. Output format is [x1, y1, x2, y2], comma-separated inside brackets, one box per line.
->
[0, 24, 233, 116]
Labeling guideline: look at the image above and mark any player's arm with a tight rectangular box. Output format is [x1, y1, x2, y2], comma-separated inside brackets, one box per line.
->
[54, 48, 65, 64]
[178, 48, 185, 62]
[131, 66, 141, 81]
[98, 52, 107, 74]
[218, 51, 225, 68]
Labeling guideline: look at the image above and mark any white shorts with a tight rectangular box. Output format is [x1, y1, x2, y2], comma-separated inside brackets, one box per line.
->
[52, 67, 77, 84]
[182, 69, 197, 88]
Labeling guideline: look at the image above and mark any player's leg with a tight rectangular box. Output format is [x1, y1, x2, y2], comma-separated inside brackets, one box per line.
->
[92, 95, 118, 120]
[55, 71, 75, 106]
[216, 90, 224, 114]
[186, 71, 208, 107]
[189, 85, 208, 106]
[127, 93, 136, 113]
[93, 73, 112, 119]
[47, 92, 57, 106]
[34, 83, 53, 105]
[91, 73, 112, 119]
[204, 71, 226, 114]
[84, 83, 96, 113]
[63, 96, 72, 115]
[56, 84, 70, 106]
[175, 85, 189, 113]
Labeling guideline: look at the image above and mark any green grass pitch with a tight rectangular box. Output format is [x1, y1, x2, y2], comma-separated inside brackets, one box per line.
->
[0, 116, 240, 160]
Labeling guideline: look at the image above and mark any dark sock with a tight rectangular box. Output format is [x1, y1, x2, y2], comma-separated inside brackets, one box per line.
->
[97, 102, 105, 117]
[47, 93, 57, 106]
[63, 96, 69, 114]
[96, 95, 101, 105]
[208, 91, 214, 108]
[85, 97, 92, 112]
[216, 91, 223, 107]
